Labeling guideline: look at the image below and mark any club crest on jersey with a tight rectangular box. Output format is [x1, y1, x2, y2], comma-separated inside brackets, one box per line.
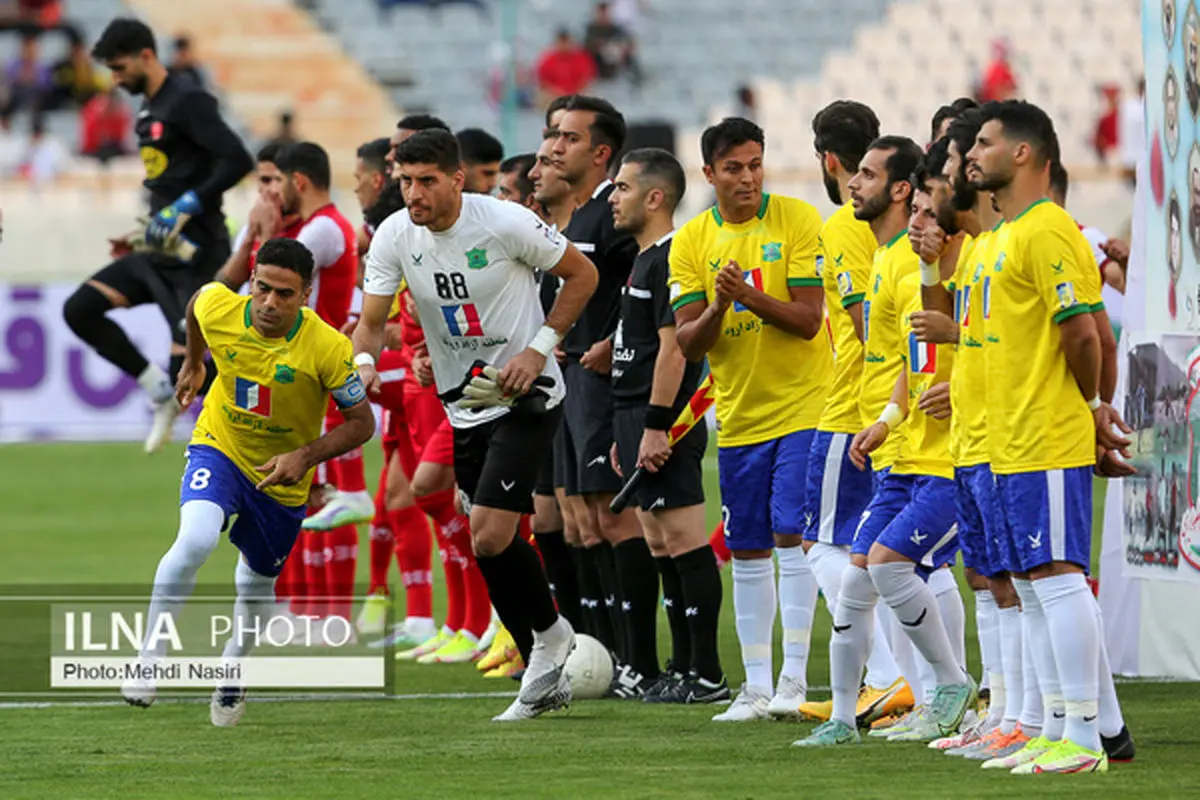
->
[234, 378, 272, 416]
[735, 269, 763, 312]
[466, 248, 489, 269]
[762, 242, 783, 263]
[837, 271, 854, 297]
[908, 332, 937, 374]
[274, 363, 296, 384]
[1055, 281, 1078, 310]
[441, 303, 484, 336]
[150, 121, 164, 141]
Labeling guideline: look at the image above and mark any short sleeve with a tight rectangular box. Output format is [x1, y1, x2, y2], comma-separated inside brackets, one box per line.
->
[823, 218, 874, 308]
[499, 202, 569, 272]
[193, 281, 233, 323]
[295, 215, 348, 269]
[363, 215, 407, 297]
[651, 246, 675, 328]
[668, 224, 706, 311]
[1026, 226, 1095, 324]
[786, 203, 824, 288]
[323, 334, 367, 409]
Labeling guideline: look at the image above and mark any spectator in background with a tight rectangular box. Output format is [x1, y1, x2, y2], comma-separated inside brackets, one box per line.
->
[535, 28, 595, 107]
[1093, 84, 1121, 163]
[609, 0, 650, 37]
[584, 2, 640, 84]
[1120, 77, 1145, 186]
[46, 31, 105, 110]
[0, 1, 63, 31]
[734, 84, 756, 122]
[169, 34, 206, 89]
[1, 30, 51, 123]
[79, 85, 130, 165]
[456, 127, 504, 194]
[977, 38, 1017, 103]
[266, 110, 298, 149]
[16, 115, 66, 186]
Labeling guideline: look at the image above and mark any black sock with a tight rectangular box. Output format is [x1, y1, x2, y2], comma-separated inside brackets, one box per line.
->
[592, 541, 628, 664]
[613, 538, 660, 679]
[475, 535, 558, 664]
[675, 544, 723, 683]
[655, 555, 691, 674]
[168, 353, 185, 386]
[534, 530, 581, 631]
[574, 545, 615, 651]
[62, 284, 149, 378]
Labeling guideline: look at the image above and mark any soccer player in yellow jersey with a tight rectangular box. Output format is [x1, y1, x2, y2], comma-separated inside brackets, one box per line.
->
[671, 117, 830, 720]
[798, 157, 974, 748]
[122, 238, 375, 727]
[966, 100, 1125, 774]
[795, 101, 911, 726]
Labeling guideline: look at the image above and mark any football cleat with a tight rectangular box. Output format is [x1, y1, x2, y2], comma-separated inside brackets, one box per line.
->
[1014, 739, 1108, 775]
[367, 618, 435, 650]
[355, 588, 390, 636]
[858, 677, 915, 726]
[1101, 725, 1136, 762]
[655, 673, 729, 704]
[792, 719, 861, 747]
[711, 684, 770, 721]
[301, 491, 374, 531]
[483, 656, 525, 678]
[492, 673, 570, 722]
[766, 674, 807, 720]
[518, 618, 575, 705]
[121, 662, 157, 709]
[610, 663, 653, 699]
[963, 725, 1030, 761]
[395, 630, 450, 661]
[417, 631, 481, 664]
[981, 735, 1054, 770]
[210, 686, 247, 727]
[641, 670, 685, 703]
[477, 626, 517, 672]
[144, 397, 182, 454]
[927, 678, 977, 736]
[931, 713, 992, 751]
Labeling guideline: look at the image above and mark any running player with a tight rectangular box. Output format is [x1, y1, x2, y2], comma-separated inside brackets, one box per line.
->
[796, 101, 911, 725]
[63, 18, 253, 453]
[671, 117, 830, 721]
[609, 147, 728, 703]
[457, 128, 504, 195]
[122, 238, 374, 726]
[356, 129, 600, 720]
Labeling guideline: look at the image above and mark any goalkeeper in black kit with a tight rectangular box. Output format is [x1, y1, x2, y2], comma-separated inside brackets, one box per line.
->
[62, 18, 253, 454]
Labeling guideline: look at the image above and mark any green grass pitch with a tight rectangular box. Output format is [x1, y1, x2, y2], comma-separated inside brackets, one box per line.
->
[1, 442, 1196, 799]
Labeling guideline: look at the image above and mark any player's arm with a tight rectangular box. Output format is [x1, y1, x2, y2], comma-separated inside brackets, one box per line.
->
[672, 232, 728, 360]
[215, 225, 256, 290]
[639, 263, 689, 473]
[825, 220, 873, 342]
[849, 368, 908, 471]
[714, 268, 824, 339]
[173, 90, 254, 210]
[913, 225, 954, 315]
[354, 220, 407, 393]
[176, 284, 219, 408]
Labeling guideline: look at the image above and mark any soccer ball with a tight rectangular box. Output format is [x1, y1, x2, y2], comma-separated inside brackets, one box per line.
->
[564, 634, 613, 700]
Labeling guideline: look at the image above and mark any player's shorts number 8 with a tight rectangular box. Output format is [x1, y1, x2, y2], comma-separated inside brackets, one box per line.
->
[189, 468, 212, 491]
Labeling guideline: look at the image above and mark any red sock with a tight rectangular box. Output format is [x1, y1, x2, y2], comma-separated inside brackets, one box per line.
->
[368, 485, 393, 595]
[330, 447, 368, 493]
[302, 530, 328, 618]
[709, 521, 731, 569]
[447, 520, 490, 639]
[391, 505, 433, 619]
[418, 489, 467, 632]
[324, 525, 358, 622]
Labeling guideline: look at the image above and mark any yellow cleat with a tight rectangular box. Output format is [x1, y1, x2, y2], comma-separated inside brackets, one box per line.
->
[417, 631, 482, 665]
[483, 655, 525, 678]
[477, 626, 517, 672]
[1014, 739, 1108, 775]
[395, 630, 449, 662]
[798, 679, 915, 725]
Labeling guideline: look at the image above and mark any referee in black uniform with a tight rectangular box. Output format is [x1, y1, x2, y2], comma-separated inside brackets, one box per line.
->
[608, 148, 728, 703]
[62, 18, 252, 453]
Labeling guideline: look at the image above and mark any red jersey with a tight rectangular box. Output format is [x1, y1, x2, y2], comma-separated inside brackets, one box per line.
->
[243, 217, 305, 268]
[295, 204, 358, 330]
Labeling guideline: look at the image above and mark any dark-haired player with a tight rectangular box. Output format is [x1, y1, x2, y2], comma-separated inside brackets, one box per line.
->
[122, 238, 374, 727]
[457, 128, 504, 194]
[63, 17, 253, 454]
[671, 117, 830, 721]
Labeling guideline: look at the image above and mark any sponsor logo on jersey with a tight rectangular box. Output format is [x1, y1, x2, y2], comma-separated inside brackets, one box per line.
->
[440, 303, 484, 337]
[140, 146, 168, 180]
[466, 247, 489, 270]
[735, 268, 763, 312]
[234, 378, 272, 416]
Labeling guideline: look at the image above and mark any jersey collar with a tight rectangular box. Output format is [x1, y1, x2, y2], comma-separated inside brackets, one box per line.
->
[711, 193, 770, 226]
[243, 298, 305, 341]
[1012, 197, 1052, 222]
[591, 179, 613, 200]
[883, 228, 908, 249]
[654, 230, 676, 247]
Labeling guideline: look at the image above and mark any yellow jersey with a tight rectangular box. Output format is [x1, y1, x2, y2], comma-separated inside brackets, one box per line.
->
[819, 202, 877, 433]
[893, 272, 955, 479]
[669, 193, 832, 446]
[190, 283, 364, 507]
[983, 199, 1104, 474]
[859, 229, 920, 470]
[946, 229, 994, 468]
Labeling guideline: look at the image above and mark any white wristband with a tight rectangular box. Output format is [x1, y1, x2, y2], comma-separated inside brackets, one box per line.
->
[878, 403, 904, 430]
[919, 260, 940, 287]
[1087, 395, 1102, 411]
[353, 352, 376, 369]
[529, 325, 561, 358]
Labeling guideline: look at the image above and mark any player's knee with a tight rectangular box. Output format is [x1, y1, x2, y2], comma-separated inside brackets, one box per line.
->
[470, 519, 514, 558]
[839, 565, 878, 612]
[62, 284, 110, 335]
[964, 568, 989, 591]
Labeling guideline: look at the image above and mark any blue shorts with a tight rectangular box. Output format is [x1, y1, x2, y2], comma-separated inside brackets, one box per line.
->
[872, 465, 891, 495]
[996, 467, 1093, 572]
[876, 475, 960, 572]
[180, 445, 307, 578]
[803, 430, 875, 546]
[955, 464, 1014, 577]
[718, 428, 815, 550]
[851, 472, 917, 557]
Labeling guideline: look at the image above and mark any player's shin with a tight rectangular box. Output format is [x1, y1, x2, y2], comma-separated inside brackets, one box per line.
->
[674, 543, 724, 682]
[613, 535, 661, 681]
[776, 545, 817, 687]
[1034, 572, 1102, 753]
[533, 528, 582, 631]
[998, 605, 1024, 732]
[928, 568, 967, 671]
[142, 500, 224, 660]
[655, 555, 691, 673]
[869, 561, 964, 687]
[1014, 578, 1061, 741]
[830, 565, 878, 727]
[974, 588, 1003, 725]
[221, 559, 276, 665]
[731, 556, 777, 697]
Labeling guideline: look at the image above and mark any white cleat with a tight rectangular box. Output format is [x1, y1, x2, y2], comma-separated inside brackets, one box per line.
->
[712, 685, 771, 721]
[144, 397, 182, 454]
[210, 687, 247, 727]
[766, 675, 807, 721]
[493, 674, 571, 722]
[121, 670, 157, 708]
[301, 491, 375, 531]
[518, 617, 575, 705]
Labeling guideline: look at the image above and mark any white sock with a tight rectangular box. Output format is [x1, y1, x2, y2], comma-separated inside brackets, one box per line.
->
[884, 602, 921, 701]
[732, 557, 777, 696]
[1035, 573, 1101, 752]
[1018, 605, 1044, 734]
[1015, 578, 1061, 740]
[806, 542, 848, 609]
[341, 489, 372, 505]
[830, 565, 877, 727]
[997, 605, 1024, 733]
[137, 362, 174, 403]
[869, 562, 964, 687]
[974, 589, 1003, 725]
[776, 546, 816, 684]
[928, 567, 966, 670]
[864, 609, 902, 690]
[142, 500, 224, 660]
[220, 559, 276, 665]
[1093, 596, 1126, 738]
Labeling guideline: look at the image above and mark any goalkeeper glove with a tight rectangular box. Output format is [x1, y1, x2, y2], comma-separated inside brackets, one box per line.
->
[146, 190, 202, 247]
[456, 363, 554, 411]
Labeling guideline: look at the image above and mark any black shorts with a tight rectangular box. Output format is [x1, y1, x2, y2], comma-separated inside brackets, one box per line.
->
[454, 404, 563, 515]
[534, 427, 558, 497]
[91, 247, 227, 345]
[613, 404, 707, 512]
[554, 359, 622, 496]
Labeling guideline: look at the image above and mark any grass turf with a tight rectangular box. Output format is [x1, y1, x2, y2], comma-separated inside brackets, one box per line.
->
[1, 442, 1195, 799]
